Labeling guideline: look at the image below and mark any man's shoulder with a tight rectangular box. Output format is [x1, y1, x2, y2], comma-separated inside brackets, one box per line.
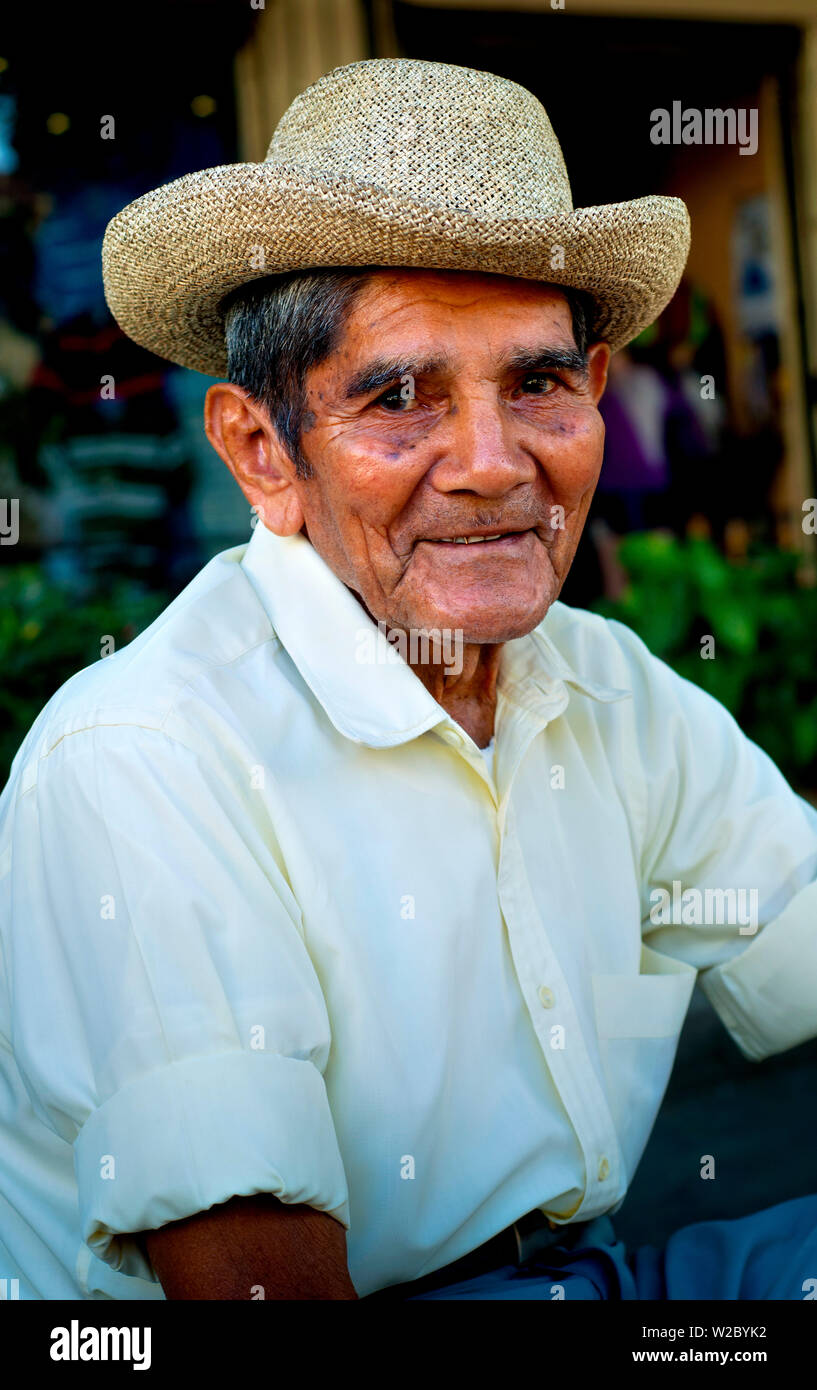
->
[540, 600, 725, 725]
[542, 600, 750, 747]
[539, 600, 660, 688]
[3, 543, 280, 795]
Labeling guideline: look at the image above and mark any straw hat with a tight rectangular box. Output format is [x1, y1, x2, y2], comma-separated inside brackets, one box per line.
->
[102, 58, 691, 377]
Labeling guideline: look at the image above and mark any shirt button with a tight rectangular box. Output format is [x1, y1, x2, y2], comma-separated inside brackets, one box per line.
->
[537, 985, 555, 1009]
[597, 1157, 610, 1181]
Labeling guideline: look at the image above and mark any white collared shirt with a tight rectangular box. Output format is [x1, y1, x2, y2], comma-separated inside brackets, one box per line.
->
[1, 520, 816, 1299]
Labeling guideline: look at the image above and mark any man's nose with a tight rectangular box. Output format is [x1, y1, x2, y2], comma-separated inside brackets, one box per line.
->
[429, 390, 537, 498]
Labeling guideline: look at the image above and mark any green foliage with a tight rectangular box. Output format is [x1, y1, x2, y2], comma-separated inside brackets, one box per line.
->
[594, 532, 817, 790]
[0, 566, 168, 789]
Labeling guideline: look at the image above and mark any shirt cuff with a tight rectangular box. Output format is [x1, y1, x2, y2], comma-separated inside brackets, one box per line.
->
[698, 880, 817, 1061]
[74, 1050, 350, 1280]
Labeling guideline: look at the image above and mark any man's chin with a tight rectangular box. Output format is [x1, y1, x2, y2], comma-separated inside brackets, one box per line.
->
[461, 615, 550, 645]
[405, 599, 554, 646]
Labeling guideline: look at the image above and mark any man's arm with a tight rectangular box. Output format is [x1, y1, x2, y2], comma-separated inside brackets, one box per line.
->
[140, 1194, 358, 1300]
[613, 615, 817, 1061]
[8, 728, 354, 1285]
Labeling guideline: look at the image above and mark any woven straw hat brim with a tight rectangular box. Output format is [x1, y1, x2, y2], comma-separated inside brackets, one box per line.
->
[102, 163, 690, 378]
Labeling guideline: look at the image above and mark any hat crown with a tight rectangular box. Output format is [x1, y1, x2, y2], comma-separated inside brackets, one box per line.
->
[265, 58, 574, 220]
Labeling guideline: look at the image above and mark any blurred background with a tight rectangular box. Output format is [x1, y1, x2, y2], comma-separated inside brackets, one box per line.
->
[1, 0, 816, 1248]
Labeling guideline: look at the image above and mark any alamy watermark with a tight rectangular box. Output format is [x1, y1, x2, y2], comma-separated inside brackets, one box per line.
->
[355, 622, 464, 676]
[1, 498, 19, 545]
[650, 103, 758, 156]
[50, 1321, 151, 1370]
[649, 880, 758, 934]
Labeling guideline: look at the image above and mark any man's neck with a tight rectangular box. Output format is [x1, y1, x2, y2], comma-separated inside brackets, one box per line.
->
[411, 641, 502, 748]
[351, 589, 502, 746]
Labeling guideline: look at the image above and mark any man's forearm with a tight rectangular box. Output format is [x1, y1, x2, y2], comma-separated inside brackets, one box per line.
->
[141, 1193, 358, 1300]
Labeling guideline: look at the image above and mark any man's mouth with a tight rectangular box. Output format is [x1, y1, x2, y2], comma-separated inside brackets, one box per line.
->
[418, 528, 534, 548]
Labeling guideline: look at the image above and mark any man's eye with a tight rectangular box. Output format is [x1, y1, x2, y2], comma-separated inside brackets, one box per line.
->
[519, 373, 558, 394]
[375, 385, 411, 411]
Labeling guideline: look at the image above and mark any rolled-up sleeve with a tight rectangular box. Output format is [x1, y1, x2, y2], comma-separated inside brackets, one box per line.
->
[698, 879, 817, 1061]
[7, 722, 349, 1280]
[616, 621, 817, 1062]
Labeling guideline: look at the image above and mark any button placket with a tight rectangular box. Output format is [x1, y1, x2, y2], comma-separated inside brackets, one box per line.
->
[496, 683, 569, 817]
[498, 791, 625, 1218]
[434, 725, 498, 805]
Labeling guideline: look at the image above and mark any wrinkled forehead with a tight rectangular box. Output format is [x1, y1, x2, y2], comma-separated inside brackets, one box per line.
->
[321, 268, 577, 379]
[349, 266, 573, 322]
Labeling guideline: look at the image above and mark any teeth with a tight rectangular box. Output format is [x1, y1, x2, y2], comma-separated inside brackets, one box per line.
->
[436, 534, 504, 544]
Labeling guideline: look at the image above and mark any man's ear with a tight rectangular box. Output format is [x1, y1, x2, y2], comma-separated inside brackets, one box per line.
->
[586, 341, 611, 404]
[204, 382, 305, 536]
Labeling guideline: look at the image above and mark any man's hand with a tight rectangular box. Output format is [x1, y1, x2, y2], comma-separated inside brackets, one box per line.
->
[138, 1193, 358, 1300]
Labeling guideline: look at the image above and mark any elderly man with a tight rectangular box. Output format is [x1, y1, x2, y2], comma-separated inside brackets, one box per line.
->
[1, 58, 816, 1304]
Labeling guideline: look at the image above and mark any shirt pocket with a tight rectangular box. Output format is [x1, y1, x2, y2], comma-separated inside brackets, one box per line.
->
[591, 944, 696, 1180]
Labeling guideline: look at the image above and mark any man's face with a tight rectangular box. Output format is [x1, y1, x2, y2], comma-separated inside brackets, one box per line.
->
[281, 269, 608, 642]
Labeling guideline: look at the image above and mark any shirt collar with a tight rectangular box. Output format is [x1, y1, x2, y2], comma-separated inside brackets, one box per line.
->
[527, 625, 633, 705]
[240, 521, 630, 748]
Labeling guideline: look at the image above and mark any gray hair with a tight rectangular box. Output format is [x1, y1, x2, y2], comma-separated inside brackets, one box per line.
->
[221, 267, 595, 479]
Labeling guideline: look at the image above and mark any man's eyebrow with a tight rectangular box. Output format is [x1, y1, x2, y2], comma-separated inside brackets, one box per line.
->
[343, 355, 448, 400]
[342, 344, 588, 401]
[501, 345, 589, 376]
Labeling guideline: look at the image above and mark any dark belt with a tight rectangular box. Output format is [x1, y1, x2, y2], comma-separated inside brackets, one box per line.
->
[364, 1209, 589, 1301]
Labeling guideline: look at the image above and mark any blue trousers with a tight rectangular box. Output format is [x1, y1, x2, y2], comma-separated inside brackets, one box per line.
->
[406, 1194, 817, 1300]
